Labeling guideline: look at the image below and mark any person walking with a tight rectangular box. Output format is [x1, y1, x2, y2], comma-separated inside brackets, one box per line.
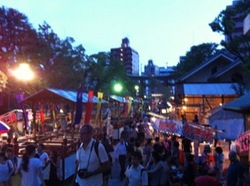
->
[213, 146, 224, 184]
[226, 151, 244, 186]
[182, 137, 192, 165]
[35, 143, 49, 183]
[17, 144, 45, 186]
[125, 151, 148, 186]
[114, 137, 128, 181]
[5, 147, 19, 186]
[146, 151, 168, 186]
[36, 143, 49, 169]
[75, 124, 110, 186]
[0, 152, 14, 186]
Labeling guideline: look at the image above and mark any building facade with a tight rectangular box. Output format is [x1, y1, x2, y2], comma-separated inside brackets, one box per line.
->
[110, 38, 139, 75]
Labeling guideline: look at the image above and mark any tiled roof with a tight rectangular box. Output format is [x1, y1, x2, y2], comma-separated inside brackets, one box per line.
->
[21, 88, 107, 103]
[222, 92, 250, 111]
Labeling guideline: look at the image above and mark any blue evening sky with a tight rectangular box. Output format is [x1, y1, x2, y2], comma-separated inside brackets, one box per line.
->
[1, 0, 233, 71]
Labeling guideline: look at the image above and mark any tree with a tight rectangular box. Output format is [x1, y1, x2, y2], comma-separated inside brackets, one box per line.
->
[173, 43, 219, 78]
[209, 0, 250, 73]
[83, 52, 135, 96]
[0, 6, 40, 93]
[36, 22, 87, 90]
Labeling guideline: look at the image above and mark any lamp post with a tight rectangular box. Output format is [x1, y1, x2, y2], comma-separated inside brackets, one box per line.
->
[134, 85, 139, 97]
[113, 82, 123, 94]
[11, 63, 34, 82]
[112, 82, 123, 139]
[11, 63, 35, 135]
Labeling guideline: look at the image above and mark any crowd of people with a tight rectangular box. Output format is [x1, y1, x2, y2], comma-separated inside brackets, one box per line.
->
[108, 116, 247, 186]
[0, 117, 248, 186]
[0, 141, 62, 186]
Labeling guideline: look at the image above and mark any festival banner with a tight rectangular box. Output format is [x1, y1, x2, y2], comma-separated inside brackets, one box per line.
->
[51, 104, 56, 121]
[123, 96, 133, 116]
[153, 118, 183, 136]
[16, 93, 29, 132]
[127, 97, 133, 116]
[236, 130, 250, 153]
[74, 85, 83, 125]
[0, 111, 17, 124]
[40, 109, 45, 132]
[183, 123, 214, 143]
[94, 92, 103, 126]
[84, 90, 94, 124]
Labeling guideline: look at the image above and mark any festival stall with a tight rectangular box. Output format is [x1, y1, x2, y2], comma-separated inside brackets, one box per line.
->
[208, 107, 244, 140]
[222, 92, 250, 166]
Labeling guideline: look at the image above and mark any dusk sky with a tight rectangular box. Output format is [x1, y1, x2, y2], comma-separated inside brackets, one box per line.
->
[1, 0, 233, 72]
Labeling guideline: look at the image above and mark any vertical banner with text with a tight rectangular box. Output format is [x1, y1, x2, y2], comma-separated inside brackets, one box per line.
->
[16, 93, 28, 132]
[84, 90, 94, 124]
[94, 92, 103, 127]
[74, 85, 83, 125]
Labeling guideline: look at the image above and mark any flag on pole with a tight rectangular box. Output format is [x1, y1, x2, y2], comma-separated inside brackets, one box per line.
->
[126, 96, 133, 116]
[74, 85, 83, 125]
[94, 92, 103, 126]
[40, 109, 45, 132]
[84, 90, 94, 124]
[16, 93, 28, 132]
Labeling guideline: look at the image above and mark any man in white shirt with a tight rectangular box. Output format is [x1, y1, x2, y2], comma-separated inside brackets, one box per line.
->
[76, 124, 110, 186]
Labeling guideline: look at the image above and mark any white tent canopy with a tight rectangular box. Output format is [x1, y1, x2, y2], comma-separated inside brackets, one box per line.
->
[208, 107, 244, 140]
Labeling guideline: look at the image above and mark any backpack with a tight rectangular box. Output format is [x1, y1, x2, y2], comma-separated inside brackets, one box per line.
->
[94, 141, 112, 179]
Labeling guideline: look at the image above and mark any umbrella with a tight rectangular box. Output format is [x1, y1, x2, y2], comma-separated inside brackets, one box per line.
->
[0, 121, 10, 134]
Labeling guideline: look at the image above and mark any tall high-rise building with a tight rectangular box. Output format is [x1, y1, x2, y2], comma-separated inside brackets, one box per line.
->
[225, 0, 249, 56]
[110, 38, 140, 75]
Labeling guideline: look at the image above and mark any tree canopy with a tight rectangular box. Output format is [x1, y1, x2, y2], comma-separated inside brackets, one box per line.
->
[173, 43, 219, 78]
[0, 6, 135, 97]
[209, 0, 250, 72]
[84, 52, 135, 96]
[0, 6, 138, 114]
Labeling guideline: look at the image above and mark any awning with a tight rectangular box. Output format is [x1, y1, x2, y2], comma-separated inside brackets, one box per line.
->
[110, 95, 126, 103]
[183, 83, 237, 96]
[21, 88, 107, 103]
[222, 92, 250, 111]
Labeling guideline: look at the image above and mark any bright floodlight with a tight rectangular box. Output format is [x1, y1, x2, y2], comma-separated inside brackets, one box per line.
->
[12, 63, 34, 81]
[114, 83, 123, 93]
[134, 85, 139, 91]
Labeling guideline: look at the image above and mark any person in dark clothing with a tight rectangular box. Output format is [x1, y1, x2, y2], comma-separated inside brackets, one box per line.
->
[192, 114, 199, 124]
[226, 151, 244, 186]
[182, 154, 196, 186]
[182, 137, 192, 165]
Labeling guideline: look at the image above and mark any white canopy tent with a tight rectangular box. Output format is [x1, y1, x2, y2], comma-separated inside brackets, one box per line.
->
[208, 107, 244, 140]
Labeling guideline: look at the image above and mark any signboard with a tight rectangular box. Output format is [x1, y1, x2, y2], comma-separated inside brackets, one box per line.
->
[236, 130, 250, 153]
[0, 111, 17, 124]
[152, 119, 183, 136]
[183, 123, 214, 143]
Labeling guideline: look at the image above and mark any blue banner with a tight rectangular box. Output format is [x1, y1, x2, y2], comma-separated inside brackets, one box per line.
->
[74, 85, 83, 125]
